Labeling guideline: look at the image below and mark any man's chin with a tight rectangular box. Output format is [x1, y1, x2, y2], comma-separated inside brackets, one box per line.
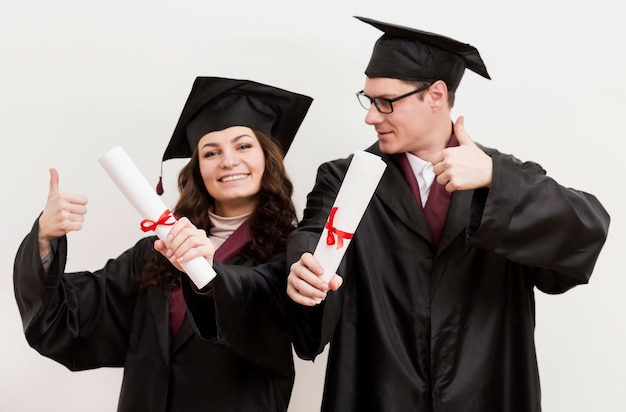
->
[377, 141, 399, 155]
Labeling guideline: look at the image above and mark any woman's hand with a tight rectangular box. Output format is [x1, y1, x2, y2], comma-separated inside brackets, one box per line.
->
[38, 168, 88, 256]
[154, 217, 215, 273]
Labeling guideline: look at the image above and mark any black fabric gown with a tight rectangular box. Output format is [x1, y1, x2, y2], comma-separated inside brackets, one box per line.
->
[14, 218, 294, 412]
[287, 141, 610, 412]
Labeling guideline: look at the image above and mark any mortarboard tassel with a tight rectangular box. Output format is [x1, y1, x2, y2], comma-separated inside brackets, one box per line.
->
[156, 162, 164, 195]
[156, 176, 164, 195]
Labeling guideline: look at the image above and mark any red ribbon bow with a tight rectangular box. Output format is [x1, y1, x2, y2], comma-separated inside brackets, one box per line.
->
[140, 209, 177, 232]
[325, 206, 354, 249]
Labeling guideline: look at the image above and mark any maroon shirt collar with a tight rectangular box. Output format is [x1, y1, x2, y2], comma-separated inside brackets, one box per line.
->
[213, 218, 253, 263]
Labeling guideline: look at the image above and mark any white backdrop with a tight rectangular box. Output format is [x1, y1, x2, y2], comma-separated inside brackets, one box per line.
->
[1, 1, 624, 411]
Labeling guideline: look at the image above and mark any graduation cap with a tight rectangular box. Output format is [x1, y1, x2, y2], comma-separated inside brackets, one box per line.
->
[355, 16, 491, 91]
[157, 76, 313, 194]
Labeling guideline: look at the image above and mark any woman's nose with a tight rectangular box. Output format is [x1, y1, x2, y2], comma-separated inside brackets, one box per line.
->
[220, 152, 241, 168]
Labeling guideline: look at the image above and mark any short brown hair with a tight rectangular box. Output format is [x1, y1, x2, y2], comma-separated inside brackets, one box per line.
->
[407, 80, 455, 108]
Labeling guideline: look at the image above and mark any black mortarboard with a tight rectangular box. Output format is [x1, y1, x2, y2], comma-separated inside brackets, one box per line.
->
[157, 76, 313, 194]
[355, 16, 491, 91]
[163, 76, 313, 161]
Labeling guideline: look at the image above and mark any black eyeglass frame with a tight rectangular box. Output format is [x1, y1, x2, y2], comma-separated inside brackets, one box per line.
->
[356, 82, 433, 114]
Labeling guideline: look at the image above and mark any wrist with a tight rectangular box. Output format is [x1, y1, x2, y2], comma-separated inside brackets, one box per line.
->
[37, 235, 52, 258]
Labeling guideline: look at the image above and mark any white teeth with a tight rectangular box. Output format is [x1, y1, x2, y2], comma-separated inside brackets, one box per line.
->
[221, 174, 247, 182]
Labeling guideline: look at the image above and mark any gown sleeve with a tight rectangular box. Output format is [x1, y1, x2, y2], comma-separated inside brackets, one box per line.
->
[467, 150, 610, 293]
[13, 217, 150, 370]
[285, 157, 351, 361]
[181, 253, 295, 377]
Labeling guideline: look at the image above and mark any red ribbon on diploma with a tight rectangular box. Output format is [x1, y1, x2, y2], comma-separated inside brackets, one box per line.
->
[325, 206, 354, 249]
[140, 209, 176, 232]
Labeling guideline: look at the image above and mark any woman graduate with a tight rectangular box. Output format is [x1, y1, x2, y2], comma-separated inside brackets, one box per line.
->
[13, 76, 313, 412]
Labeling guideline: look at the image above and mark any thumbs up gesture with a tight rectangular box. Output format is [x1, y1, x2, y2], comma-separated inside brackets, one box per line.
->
[432, 116, 493, 192]
[38, 168, 88, 255]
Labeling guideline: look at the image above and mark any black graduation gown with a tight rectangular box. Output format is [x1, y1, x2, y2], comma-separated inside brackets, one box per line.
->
[13, 218, 294, 412]
[287, 142, 610, 412]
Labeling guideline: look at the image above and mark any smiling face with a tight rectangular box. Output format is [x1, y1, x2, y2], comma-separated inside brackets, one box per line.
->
[362, 77, 451, 160]
[197, 126, 265, 217]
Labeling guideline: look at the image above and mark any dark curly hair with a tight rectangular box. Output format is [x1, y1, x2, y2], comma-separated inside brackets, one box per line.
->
[135, 130, 297, 289]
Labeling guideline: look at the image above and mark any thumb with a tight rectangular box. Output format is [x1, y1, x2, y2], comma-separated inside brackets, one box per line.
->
[329, 274, 344, 291]
[48, 168, 60, 199]
[454, 116, 473, 146]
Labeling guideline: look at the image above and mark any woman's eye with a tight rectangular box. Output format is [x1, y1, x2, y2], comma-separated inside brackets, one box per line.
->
[203, 151, 219, 158]
[237, 143, 252, 151]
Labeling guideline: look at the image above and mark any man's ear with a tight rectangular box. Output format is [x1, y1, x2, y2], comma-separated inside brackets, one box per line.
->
[427, 80, 448, 109]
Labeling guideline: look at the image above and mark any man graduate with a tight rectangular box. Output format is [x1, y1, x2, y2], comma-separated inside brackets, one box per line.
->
[286, 16, 610, 412]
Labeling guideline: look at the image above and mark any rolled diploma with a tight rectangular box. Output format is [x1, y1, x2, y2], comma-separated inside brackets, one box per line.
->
[98, 146, 216, 289]
[313, 150, 387, 283]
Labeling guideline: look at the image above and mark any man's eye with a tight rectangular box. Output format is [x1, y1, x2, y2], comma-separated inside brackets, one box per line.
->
[376, 99, 392, 110]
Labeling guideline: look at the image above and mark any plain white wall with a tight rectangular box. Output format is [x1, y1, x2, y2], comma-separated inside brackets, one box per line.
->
[2, 1, 624, 411]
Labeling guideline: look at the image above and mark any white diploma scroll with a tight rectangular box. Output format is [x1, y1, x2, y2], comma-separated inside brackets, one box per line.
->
[313, 150, 387, 284]
[98, 146, 216, 289]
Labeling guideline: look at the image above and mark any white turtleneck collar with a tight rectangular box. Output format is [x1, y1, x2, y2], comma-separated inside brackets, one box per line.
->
[208, 209, 252, 249]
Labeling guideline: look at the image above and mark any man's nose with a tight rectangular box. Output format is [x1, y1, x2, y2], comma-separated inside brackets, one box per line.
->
[365, 103, 383, 125]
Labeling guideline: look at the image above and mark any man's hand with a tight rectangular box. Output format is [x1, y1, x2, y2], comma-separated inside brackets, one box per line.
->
[432, 116, 493, 192]
[287, 252, 343, 306]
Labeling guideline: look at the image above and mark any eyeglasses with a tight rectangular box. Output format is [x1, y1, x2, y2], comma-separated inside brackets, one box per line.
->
[356, 82, 433, 114]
